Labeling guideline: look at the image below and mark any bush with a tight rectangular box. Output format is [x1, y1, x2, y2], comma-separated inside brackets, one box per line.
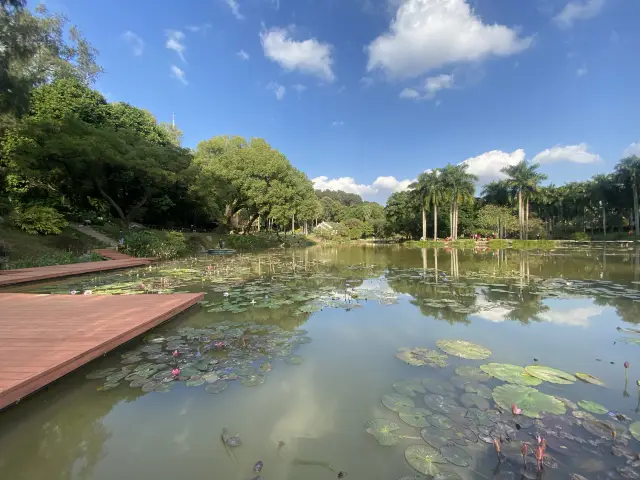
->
[11, 205, 68, 235]
[571, 232, 590, 241]
[122, 230, 187, 260]
[7, 251, 102, 269]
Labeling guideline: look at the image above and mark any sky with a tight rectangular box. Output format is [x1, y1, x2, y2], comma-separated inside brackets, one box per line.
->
[38, 0, 640, 204]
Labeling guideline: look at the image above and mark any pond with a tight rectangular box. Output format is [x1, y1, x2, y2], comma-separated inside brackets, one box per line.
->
[1, 245, 640, 480]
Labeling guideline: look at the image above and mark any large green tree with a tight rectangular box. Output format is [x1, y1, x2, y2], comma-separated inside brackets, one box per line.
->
[501, 160, 547, 240]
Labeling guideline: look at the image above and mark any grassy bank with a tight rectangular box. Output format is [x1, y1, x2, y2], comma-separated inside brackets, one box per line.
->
[0, 224, 107, 269]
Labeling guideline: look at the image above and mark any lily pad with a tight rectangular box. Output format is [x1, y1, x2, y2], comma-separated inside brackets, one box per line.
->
[525, 365, 577, 384]
[427, 414, 454, 430]
[630, 422, 640, 441]
[382, 393, 415, 412]
[405, 444, 447, 476]
[399, 408, 432, 428]
[284, 355, 304, 365]
[577, 400, 608, 415]
[240, 374, 265, 387]
[185, 377, 205, 387]
[571, 410, 595, 421]
[420, 426, 450, 449]
[86, 368, 117, 380]
[393, 379, 427, 397]
[424, 394, 465, 416]
[440, 445, 472, 467]
[492, 384, 566, 418]
[454, 366, 490, 382]
[396, 348, 448, 368]
[460, 392, 490, 411]
[463, 383, 492, 399]
[575, 373, 605, 386]
[436, 340, 491, 360]
[480, 363, 542, 386]
[205, 381, 228, 393]
[364, 419, 401, 445]
[422, 378, 456, 396]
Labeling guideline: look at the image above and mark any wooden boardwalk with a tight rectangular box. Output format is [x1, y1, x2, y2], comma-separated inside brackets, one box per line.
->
[0, 251, 153, 287]
[0, 292, 204, 410]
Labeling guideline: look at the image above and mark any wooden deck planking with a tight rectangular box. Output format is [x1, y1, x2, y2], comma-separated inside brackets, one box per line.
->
[0, 255, 153, 287]
[0, 292, 204, 410]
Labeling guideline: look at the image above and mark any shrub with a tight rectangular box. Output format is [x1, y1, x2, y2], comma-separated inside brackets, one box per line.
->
[571, 232, 590, 241]
[122, 230, 187, 260]
[11, 205, 68, 235]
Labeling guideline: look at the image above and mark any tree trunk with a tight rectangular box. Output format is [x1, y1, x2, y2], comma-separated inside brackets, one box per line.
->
[433, 204, 438, 241]
[422, 206, 427, 241]
[449, 208, 453, 238]
[634, 182, 639, 236]
[257, 215, 261, 232]
[518, 190, 523, 240]
[304, 220, 308, 235]
[95, 183, 129, 228]
[525, 198, 530, 241]
[291, 213, 295, 233]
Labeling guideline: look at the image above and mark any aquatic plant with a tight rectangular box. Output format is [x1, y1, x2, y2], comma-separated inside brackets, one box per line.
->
[575, 372, 605, 386]
[364, 419, 401, 446]
[435, 340, 491, 360]
[492, 384, 566, 418]
[524, 365, 577, 384]
[395, 347, 448, 368]
[577, 400, 608, 415]
[480, 363, 542, 386]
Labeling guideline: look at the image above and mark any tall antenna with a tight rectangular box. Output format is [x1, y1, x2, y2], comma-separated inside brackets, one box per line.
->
[172, 112, 175, 128]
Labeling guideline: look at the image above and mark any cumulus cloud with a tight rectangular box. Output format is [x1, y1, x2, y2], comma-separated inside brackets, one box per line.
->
[260, 27, 335, 81]
[237, 50, 250, 60]
[460, 149, 526, 185]
[122, 31, 144, 56]
[225, 0, 244, 19]
[166, 30, 186, 62]
[170, 65, 188, 85]
[366, 0, 533, 79]
[267, 82, 286, 100]
[292, 84, 307, 94]
[554, 0, 605, 28]
[400, 74, 455, 101]
[623, 143, 640, 158]
[312, 175, 415, 202]
[532, 144, 601, 164]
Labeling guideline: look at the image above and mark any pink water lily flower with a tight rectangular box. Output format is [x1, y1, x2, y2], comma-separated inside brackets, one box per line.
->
[511, 403, 522, 415]
[172, 350, 179, 357]
[171, 368, 180, 377]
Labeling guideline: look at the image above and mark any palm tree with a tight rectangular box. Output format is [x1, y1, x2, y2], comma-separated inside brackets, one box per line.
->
[410, 172, 430, 241]
[424, 170, 445, 240]
[481, 180, 511, 206]
[615, 156, 640, 235]
[441, 164, 476, 239]
[501, 161, 547, 240]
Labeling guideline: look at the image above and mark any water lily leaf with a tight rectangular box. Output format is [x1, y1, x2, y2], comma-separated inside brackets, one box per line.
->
[577, 400, 608, 415]
[427, 414, 454, 430]
[454, 366, 490, 382]
[97, 382, 119, 391]
[185, 377, 205, 387]
[205, 381, 228, 393]
[571, 410, 595, 421]
[396, 348, 448, 368]
[202, 372, 219, 383]
[405, 444, 447, 476]
[284, 355, 304, 365]
[525, 365, 577, 384]
[480, 363, 542, 386]
[382, 393, 415, 412]
[436, 340, 491, 360]
[424, 394, 466, 416]
[393, 379, 427, 397]
[440, 445, 472, 467]
[399, 408, 432, 428]
[616, 337, 640, 346]
[86, 368, 117, 380]
[364, 419, 401, 445]
[105, 372, 128, 383]
[460, 392, 490, 411]
[492, 384, 566, 418]
[422, 378, 456, 396]
[420, 426, 450, 449]
[463, 383, 492, 399]
[582, 419, 617, 438]
[557, 397, 578, 410]
[240, 374, 265, 387]
[630, 422, 640, 441]
[575, 373, 605, 386]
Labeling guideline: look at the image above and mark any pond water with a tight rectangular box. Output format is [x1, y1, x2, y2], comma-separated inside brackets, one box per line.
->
[1, 245, 640, 480]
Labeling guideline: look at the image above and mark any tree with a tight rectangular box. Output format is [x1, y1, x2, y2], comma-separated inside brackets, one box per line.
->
[385, 190, 419, 239]
[159, 122, 183, 146]
[615, 156, 640, 236]
[477, 204, 518, 238]
[501, 161, 547, 240]
[440, 164, 476, 239]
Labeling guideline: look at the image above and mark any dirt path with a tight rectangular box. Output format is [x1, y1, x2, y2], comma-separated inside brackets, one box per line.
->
[71, 224, 117, 248]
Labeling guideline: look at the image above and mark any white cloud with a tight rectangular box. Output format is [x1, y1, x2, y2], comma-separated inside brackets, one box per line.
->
[366, 0, 533, 79]
[225, 0, 244, 19]
[331, 120, 344, 127]
[402, 74, 455, 100]
[460, 149, 526, 185]
[260, 27, 335, 81]
[554, 0, 605, 28]
[237, 50, 250, 60]
[166, 30, 186, 62]
[623, 143, 640, 158]
[185, 23, 212, 33]
[267, 81, 286, 100]
[399, 88, 420, 99]
[292, 84, 307, 94]
[532, 144, 601, 164]
[122, 31, 144, 56]
[170, 65, 188, 85]
[312, 175, 415, 202]
[360, 76, 374, 88]
[577, 65, 588, 77]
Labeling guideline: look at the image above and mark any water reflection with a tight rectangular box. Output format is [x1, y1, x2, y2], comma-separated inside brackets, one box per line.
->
[2, 245, 640, 479]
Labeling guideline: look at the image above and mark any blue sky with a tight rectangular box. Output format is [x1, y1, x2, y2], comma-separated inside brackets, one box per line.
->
[39, 0, 640, 203]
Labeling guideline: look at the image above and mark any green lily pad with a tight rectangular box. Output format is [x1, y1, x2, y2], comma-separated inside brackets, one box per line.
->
[405, 444, 447, 476]
[460, 392, 490, 411]
[202, 372, 219, 383]
[240, 374, 265, 387]
[480, 363, 542, 386]
[97, 382, 119, 391]
[440, 444, 472, 467]
[557, 397, 578, 410]
[396, 348, 448, 367]
[575, 373, 605, 386]
[86, 368, 117, 380]
[630, 422, 640, 441]
[284, 355, 304, 365]
[454, 366, 490, 382]
[424, 394, 466, 416]
[382, 393, 415, 412]
[364, 419, 401, 445]
[393, 379, 427, 397]
[436, 340, 491, 360]
[577, 400, 608, 415]
[185, 377, 205, 387]
[492, 384, 566, 418]
[463, 383, 492, 399]
[399, 408, 432, 428]
[571, 410, 595, 421]
[422, 378, 456, 396]
[617, 337, 640, 345]
[420, 426, 450, 449]
[525, 365, 577, 384]
[427, 414, 454, 430]
[205, 380, 228, 393]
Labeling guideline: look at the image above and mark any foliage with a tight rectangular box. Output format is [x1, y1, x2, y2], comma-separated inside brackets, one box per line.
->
[122, 230, 186, 260]
[7, 251, 102, 269]
[571, 231, 590, 241]
[226, 232, 314, 250]
[11, 204, 68, 234]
